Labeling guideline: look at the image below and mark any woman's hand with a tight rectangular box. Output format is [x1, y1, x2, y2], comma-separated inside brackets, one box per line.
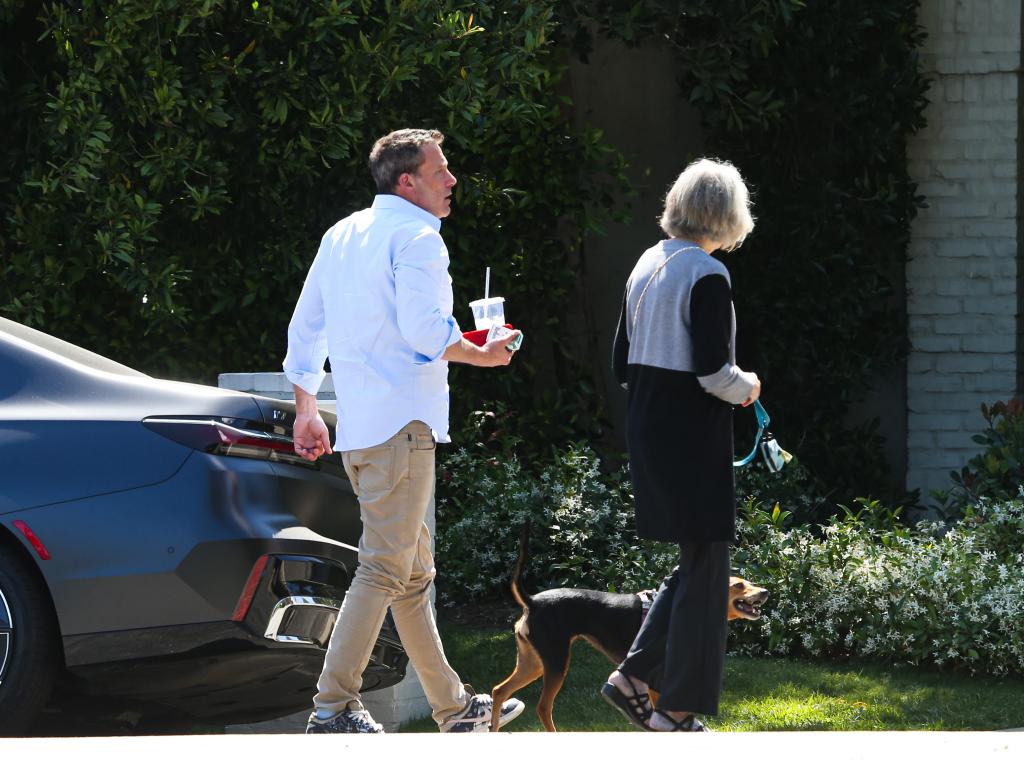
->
[741, 375, 761, 407]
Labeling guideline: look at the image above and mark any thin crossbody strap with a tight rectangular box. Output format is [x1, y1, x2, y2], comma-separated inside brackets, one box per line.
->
[631, 245, 705, 330]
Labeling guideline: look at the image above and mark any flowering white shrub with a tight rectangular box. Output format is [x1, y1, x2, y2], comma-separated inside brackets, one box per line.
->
[436, 442, 1024, 675]
[730, 497, 1024, 676]
[435, 443, 675, 605]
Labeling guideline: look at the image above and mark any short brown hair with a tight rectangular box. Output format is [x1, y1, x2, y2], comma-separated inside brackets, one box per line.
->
[368, 129, 445, 193]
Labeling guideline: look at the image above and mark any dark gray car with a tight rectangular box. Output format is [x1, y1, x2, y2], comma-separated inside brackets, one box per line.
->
[0, 317, 406, 735]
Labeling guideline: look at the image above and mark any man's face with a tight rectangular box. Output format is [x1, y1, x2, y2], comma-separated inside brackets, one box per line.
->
[401, 142, 457, 218]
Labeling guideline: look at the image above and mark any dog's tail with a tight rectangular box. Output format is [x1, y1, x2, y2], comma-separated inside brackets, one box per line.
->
[510, 520, 534, 610]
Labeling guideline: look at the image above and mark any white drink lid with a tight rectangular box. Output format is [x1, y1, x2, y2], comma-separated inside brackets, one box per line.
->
[469, 297, 505, 307]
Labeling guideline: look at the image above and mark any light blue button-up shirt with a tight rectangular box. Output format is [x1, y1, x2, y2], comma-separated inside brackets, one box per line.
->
[283, 195, 463, 451]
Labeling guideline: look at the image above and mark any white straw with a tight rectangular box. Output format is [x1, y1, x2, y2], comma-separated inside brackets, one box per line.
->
[484, 267, 490, 301]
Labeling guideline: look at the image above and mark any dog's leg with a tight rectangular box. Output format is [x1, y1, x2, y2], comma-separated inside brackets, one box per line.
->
[490, 632, 544, 732]
[536, 651, 571, 733]
[648, 689, 659, 711]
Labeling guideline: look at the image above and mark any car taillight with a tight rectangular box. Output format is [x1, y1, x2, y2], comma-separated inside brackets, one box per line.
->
[143, 417, 318, 468]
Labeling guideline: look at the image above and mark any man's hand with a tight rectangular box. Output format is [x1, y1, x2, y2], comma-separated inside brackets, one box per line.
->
[292, 384, 332, 460]
[478, 331, 521, 367]
[293, 413, 333, 460]
[443, 331, 522, 367]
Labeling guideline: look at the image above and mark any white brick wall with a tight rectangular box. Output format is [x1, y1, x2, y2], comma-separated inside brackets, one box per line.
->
[906, 0, 1020, 497]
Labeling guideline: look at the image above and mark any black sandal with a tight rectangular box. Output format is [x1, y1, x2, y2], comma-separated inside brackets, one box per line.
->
[600, 679, 654, 731]
[650, 709, 709, 732]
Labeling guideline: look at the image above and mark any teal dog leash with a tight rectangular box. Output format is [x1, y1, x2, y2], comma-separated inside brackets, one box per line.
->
[734, 400, 790, 472]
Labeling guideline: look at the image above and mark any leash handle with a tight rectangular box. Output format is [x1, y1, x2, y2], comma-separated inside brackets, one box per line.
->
[734, 400, 770, 468]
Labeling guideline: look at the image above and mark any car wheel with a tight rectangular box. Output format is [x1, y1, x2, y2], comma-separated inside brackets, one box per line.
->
[0, 540, 61, 735]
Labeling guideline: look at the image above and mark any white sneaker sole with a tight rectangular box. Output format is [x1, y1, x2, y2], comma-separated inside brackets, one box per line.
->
[474, 698, 525, 732]
[441, 698, 526, 733]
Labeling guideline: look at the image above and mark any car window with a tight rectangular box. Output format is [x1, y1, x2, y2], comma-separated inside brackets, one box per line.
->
[0, 316, 149, 378]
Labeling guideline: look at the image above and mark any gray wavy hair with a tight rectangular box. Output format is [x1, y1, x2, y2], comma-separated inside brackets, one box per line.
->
[659, 158, 754, 251]
[368, 129, 444, 193]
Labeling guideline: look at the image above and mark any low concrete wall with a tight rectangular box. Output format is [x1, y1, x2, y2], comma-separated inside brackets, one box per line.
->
[217, 372, 337, 412]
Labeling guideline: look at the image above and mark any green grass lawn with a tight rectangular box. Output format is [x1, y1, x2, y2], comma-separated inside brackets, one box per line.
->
[401, 618, 1024, 732]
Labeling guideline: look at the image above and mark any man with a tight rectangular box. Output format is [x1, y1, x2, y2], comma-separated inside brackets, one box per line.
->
[283, 129, 524, 734]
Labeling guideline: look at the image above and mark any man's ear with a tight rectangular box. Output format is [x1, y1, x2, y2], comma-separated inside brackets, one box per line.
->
[396, 172, 415, 191]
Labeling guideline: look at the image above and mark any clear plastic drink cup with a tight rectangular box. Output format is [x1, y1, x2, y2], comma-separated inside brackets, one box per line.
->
[469, 296, 505, 331]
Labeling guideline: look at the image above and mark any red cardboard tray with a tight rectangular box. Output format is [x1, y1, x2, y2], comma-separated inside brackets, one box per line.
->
[462, 324, 514, 346]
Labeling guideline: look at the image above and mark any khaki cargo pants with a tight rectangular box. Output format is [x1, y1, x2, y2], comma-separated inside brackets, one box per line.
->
[313, 421, 469, 724]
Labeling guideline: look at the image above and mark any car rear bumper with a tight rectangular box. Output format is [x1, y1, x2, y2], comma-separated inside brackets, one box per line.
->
[60, 552, 407, 724]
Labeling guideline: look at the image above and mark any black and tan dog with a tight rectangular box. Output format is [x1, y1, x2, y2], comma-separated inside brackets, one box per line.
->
[490, 533, 769, 732]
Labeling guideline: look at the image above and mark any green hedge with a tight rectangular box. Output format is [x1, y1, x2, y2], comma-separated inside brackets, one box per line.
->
[436, 439, 677, 603]
[563, 0, 929, 502]
[2, 0, 929, 497]
[0, 0, 624, 447]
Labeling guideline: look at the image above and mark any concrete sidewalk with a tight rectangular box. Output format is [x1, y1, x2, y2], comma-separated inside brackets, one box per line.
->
[5, 732, 1022, 767]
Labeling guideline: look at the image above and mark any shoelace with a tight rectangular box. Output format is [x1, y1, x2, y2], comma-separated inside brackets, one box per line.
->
[465, 696, 492, 718]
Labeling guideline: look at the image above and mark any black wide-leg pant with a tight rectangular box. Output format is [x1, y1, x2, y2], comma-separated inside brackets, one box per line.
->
[618, 541, 730, 714]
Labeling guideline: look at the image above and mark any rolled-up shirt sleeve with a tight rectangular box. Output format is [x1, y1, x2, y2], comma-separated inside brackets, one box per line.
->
[691, 273, 757, 405]
[394, 229, 462, 364]
[282, 248, 329, 395]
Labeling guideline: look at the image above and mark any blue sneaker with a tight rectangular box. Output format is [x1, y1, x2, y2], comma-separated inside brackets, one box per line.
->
[306, 706, 384, 734]
[440, 685, 525, 733]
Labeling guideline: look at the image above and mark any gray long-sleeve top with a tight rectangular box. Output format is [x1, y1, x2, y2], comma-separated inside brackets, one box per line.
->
[613, 241, 757, 405]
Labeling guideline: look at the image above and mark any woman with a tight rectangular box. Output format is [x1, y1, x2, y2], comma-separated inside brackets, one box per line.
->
[602, 158, 760, 732]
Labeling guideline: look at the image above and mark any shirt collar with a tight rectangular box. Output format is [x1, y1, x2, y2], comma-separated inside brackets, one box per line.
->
[372, 194, 442, 232]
